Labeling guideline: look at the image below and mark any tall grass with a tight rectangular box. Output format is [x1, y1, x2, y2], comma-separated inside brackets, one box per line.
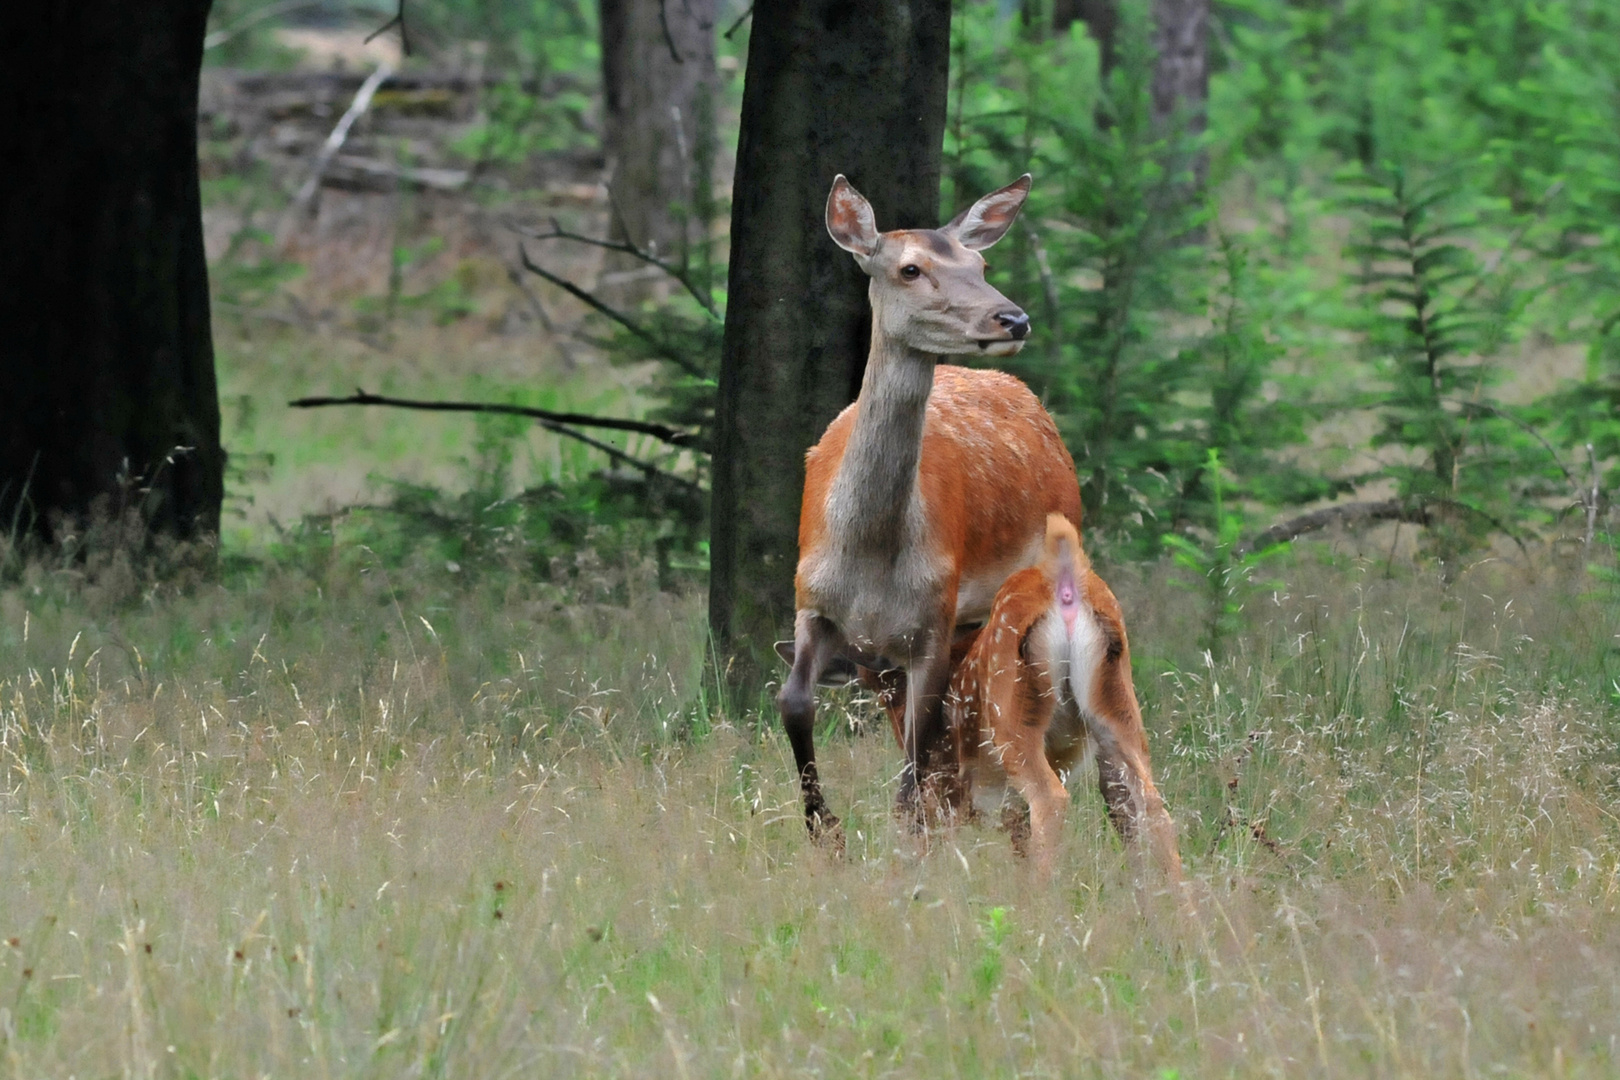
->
[4, 539, 1618, 1076]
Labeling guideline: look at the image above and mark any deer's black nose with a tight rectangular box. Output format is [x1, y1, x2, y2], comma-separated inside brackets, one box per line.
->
[996, 310, 1030, 340]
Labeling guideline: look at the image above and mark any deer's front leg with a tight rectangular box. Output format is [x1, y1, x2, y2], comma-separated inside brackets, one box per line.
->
[895, 632, 956, 823]
[778, 611, 846, 839]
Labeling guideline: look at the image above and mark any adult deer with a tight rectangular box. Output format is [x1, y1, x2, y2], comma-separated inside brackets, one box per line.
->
[778, 173, 1083, 838]
[949, 514, 1182, 880]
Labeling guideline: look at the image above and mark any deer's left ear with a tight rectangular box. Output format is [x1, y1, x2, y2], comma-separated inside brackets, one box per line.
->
[944, 174, 1032, 251]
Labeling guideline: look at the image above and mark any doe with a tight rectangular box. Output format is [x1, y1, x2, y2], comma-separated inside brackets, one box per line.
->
[777, 173, 1083, 838]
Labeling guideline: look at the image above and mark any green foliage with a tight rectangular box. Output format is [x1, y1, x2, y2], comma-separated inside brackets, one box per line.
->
[451, 70, 597, 165]
[948, 4, 1212, 548]
[972, 906, 1011, 998]
[269, 412, 708, 596]
[1162, 449, 1283, 658]
[944, 0, 1617, 562]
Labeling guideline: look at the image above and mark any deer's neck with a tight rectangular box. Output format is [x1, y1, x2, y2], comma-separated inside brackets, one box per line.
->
[826, 323, 937, 550]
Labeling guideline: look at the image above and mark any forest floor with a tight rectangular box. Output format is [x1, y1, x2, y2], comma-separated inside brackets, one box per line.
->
[3, 45, 1620, 1080]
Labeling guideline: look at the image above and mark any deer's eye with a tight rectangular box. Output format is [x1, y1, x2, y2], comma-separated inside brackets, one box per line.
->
[900, 264, 922, 281]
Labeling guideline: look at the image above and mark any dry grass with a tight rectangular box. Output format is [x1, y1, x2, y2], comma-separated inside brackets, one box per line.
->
[3, 545, 1619, 1077]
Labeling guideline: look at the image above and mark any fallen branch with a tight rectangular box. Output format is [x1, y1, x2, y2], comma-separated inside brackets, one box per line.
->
[324, 155, 470, 192]
[1241, 497, 1528, 558]
[1240, 499, 1433, 556]
[280, 62, 394, 241]
[288, 388, 701, 448]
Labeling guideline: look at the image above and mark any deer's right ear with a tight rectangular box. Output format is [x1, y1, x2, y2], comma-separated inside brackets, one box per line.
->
[826, 175, 880, 261]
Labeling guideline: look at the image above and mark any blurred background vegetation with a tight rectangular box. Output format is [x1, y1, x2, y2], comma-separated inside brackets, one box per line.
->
[184, 0, 1620, 602]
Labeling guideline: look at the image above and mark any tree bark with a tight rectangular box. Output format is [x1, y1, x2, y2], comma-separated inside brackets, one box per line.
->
[597, 0, 718, 262]
[1149, 0, 1207, 140]
[708, 0, 952, 680]
[0, 1, 223, 543]
[1055, 0, 1207, 150]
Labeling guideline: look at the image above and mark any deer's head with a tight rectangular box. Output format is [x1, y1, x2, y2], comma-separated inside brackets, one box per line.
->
[826, 174, 1032, 357]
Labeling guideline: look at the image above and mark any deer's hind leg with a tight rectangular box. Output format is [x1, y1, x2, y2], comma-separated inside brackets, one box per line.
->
[974, 625, 1068, 874]
[996, 712, 1069, 875]
[1077, 594, 1182, 884]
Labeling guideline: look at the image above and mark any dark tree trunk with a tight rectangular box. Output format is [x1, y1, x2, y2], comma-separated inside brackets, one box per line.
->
[1054, 0, 1119, 76]
[708, 0, 952, 679]
[0, 1, 223, 543]
[598, 0, 718, 262]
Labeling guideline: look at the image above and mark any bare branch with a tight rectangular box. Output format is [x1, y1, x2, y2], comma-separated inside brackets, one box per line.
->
[1239, 499, 1433, 556]
[1441, 396, 1576, 489]
[205, 0, 332, 50]
[289, 389, 703, 494]
[288, 388, 702, 448]
[365, 0, 411, 55]
[517, 245, 706, 378]
[658, 0, 684, 63]
[512, 219, 719, 318]
[723, 4, 754, 39]
[541, 423, 704, 494]
[503, 263, 557, 332]
[1585, 443, 1602, 551]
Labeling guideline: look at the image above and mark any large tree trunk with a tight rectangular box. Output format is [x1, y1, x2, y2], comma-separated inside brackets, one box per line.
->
[0, 1, 223, 543]
[597, 0, 718, 263]
[708, 0, 952, 680]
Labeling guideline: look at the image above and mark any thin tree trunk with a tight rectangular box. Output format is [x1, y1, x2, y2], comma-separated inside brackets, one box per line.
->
[0, 1, 224, 543]
[1150, 0, 1207, 187]
[1054, 0, 1119, 76]
[708, 0, 952, 680]
[1055, 0, 1207, 162]
[598, 0, 718, 264]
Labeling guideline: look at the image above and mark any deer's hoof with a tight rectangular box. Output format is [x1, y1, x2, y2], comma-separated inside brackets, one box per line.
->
[807, 810, 845, 854]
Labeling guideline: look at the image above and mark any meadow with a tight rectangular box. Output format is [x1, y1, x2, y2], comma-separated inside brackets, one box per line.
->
[4, 464, 1618, 1075]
